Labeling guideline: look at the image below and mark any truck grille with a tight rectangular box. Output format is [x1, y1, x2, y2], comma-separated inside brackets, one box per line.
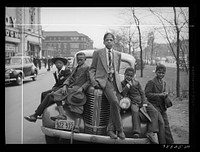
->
[83, 87, 110, 135]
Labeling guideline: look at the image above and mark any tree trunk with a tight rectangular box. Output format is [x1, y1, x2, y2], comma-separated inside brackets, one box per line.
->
[174, 7, 180, 98]
[138, 28, 143, 77]
[176, 31, 180, 97]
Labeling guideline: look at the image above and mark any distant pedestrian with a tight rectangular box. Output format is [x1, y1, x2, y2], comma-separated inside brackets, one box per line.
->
[44, 57, 47, 68]
[38, 58, 42, 70]
[33, 57, 37, 67]
[47, 57, 51, 71]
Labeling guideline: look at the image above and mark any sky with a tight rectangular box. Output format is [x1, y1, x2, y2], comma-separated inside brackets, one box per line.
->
[41, 7, 127, 48]
[40, 7, 188, 49]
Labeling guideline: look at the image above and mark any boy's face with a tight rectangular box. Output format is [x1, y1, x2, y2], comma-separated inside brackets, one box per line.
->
[77, 54, 85, 66]
[156, 69, 166, 79]
[125, 70, 135, 82]
[55, 60, 64, 69]
[103, 34, 114, 49]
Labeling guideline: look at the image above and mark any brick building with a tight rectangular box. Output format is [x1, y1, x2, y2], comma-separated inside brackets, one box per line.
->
[42, 31, 93, 57]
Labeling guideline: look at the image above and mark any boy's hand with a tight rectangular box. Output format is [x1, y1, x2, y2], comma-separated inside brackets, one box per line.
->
[127, 81, 133, 88]
[61, 85, 67, 94]
[159, 92, 168, 97]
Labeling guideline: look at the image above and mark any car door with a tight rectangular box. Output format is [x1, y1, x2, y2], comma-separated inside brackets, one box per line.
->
[25, 57, 33, 76]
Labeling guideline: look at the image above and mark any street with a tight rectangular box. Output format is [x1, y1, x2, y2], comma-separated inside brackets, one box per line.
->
[5, 67, 55, 144]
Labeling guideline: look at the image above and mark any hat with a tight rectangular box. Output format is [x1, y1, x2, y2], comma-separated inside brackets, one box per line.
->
[139, 107, 152, 123]
[52, 55, 68, 65]
[67, 90, 87, 106]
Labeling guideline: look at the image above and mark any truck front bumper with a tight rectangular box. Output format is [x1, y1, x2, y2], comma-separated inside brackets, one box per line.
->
[41, 126, 150, 144]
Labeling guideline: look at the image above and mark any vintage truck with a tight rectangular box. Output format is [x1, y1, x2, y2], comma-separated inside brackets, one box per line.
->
[41, 49, 155, 144]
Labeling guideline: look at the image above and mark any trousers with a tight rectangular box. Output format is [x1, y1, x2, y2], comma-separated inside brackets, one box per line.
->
[35, 92, 55, 116]
[104, 79, 123, 132]
[41, 89, 52, 103]
[155, 106, 174, 144]
[131, 104, 141, 134]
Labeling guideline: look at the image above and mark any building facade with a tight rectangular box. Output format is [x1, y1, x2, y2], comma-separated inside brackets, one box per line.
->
[42, 31, 93, 57]
[5, 7, 43, 58]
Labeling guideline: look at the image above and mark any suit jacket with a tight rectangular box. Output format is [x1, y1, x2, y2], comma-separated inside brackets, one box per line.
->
[52, 66, 71, 90]
[121, 79, 145, 106]
[89, 48, 122, 93]
[144, 77, 167, 111]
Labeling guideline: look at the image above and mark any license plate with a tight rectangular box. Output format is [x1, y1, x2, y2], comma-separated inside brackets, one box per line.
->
[55, 119, 74, 131]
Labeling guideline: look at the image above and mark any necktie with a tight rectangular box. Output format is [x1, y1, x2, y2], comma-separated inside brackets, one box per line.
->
[108, 49, 112, 70]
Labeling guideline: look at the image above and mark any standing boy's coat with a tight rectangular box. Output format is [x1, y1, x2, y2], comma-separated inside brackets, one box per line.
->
[89, 48, 122, 93]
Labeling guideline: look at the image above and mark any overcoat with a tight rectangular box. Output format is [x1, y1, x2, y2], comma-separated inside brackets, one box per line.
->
[53, 63, 90, 114]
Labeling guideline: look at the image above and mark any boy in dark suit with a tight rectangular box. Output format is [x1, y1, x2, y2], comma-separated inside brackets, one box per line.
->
[121, 67, 166, 144]
[40, 55, 71, 103]
[145, 64, 174, 144]
[24, 56, 71, 122]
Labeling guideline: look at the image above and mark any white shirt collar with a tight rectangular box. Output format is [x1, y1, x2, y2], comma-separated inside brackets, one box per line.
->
[106, 48, 113, 52]
[56, 66, 65, 76]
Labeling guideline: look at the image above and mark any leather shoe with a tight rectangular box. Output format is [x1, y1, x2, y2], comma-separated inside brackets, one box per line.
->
[37, 115, 42, 119]
[50, 115, 67, 121]
[73, 126, 80, 133]
[133, 133, 140, 138]
[24, 114, 37, 122]
[108, 131, 117, 139]
[146, 132, 158, 144]
[118, 131, 126, 140]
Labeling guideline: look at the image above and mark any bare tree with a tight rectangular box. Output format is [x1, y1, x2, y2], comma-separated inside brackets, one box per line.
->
[150, 7, 188, 97]
[131, 8, 143, 77]
[147, 31, 155, 65]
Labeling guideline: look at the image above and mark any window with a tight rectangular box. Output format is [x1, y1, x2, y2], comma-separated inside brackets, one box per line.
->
[70, 43, 79, 49]
[71, 37, 79, 41]
[11, 58, 22, 64]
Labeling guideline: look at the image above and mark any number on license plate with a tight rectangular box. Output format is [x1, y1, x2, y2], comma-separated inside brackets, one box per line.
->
[55, 119, 74, 131]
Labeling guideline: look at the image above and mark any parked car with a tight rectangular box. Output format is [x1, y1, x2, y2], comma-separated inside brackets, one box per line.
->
[41, 49, 154, 144]
[5, 55, 38, 85]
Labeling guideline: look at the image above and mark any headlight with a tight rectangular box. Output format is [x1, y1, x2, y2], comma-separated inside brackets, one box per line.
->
[119, 97, 131, 109]
[5, 69, 12, 74]
[6, 69, 17, 75]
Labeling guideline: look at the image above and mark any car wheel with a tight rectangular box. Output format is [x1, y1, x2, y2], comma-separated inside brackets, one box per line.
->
[32, 71, 37, 81]
[16, 74, 23, 85]
[45, 135, 60, 144]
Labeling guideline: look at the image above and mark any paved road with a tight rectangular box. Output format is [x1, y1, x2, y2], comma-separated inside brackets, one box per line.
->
[5, 67, 56, 144]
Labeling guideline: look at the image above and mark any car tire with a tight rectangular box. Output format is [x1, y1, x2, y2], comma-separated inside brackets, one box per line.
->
[32, 71, 37, 81]
[45, 135, 60, 144]
[16, 74, 23, 85]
